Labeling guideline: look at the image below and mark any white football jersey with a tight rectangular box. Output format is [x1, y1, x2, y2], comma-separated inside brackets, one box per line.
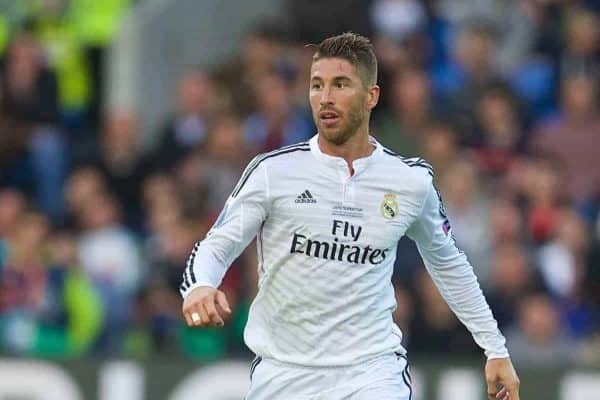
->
[181, 134, 508, 366]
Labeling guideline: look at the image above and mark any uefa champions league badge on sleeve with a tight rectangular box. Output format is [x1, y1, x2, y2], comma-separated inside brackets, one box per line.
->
[442, 219, 451, 235]
[380, 193, 399, 219]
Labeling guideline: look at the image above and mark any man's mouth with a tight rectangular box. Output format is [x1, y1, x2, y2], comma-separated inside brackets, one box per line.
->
[319, 111, 341, 126]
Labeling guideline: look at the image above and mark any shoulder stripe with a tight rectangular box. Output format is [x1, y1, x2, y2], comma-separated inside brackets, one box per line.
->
[272, 141, 310, 152]
[232, 146, 311, 198]
[382, 149, 434, 176]
[230, 142, 309, 198]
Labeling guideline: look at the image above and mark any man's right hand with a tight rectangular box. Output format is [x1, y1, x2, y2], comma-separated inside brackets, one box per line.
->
[182, 286, 232, 327]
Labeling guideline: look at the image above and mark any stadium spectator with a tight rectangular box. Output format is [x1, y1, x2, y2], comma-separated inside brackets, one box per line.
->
[472, 83, 527, 176]
[243, 71, 313, 152]
[153, 68, 216, 172]
[76, 192, 142, 354]
[486, 243, 543, 328]
[43, 230, 103, 356]
[505, 154, 564, 243]
[537, 209, 589, 300]
[407, 270, 479, 356]
[213, 20, 287, 116]
[488, 197, 524, 246]
[178, 113, 251, 212]
[434, 23, 506, 139]
[507, 293, 576, 368]
[0, 211, 50, 354]
[64, 166, 108, 226]
[559, 8, 600, 79]
[435, 0, 537, 73]
[77, 110, 155, 229]
[530, 73, 600, 202]
[0, 30, 66, 220]
[369, 0, 429, 101]
[374, 67, 432, 156]
[439, 159, 493, 284]
[433, 22, 501, 100]
[370, 0, 426, 44]
[420, 119, 459, 176]
[0, 188, 26, 241]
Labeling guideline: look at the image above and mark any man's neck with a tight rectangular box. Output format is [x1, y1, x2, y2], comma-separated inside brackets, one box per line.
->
[318, 126, 375, 175]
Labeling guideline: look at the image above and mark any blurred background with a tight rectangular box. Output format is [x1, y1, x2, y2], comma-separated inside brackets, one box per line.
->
[0, 0, 599, 399]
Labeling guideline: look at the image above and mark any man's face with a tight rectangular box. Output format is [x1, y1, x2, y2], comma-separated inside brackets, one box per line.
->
[309, 58, 378, 145]
[178, 71, 214, 115]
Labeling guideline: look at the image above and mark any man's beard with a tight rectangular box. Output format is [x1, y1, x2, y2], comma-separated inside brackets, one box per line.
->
[316, 100, 367, 146]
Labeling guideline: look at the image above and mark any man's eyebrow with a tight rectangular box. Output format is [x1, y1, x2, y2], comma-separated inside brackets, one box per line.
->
[310, 75, 352, 81]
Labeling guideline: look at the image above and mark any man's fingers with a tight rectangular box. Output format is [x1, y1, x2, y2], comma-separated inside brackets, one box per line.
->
[501, 375, 519, 400]
[496, 387, 507, 400]
[485, 358, 519, 400]
[506, 385, 519, 400]
[204, 299, 225, 326]
[487, 378, 498, 400]
[190, 310, 202, 326]
[216, 291, 232, 314]
[181, 288, 231, 329]
[183, 311, 193, 326]
[183, 304, 198, 326]
[194, 304, 209, 326]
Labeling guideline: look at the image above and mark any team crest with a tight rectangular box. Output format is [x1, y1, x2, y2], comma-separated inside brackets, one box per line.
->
[380, 193, 399, 219]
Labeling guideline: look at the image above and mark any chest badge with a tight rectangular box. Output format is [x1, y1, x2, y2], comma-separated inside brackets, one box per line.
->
[380, 193, 399, 219]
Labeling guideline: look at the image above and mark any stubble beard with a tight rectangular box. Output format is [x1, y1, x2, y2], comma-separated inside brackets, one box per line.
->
[316, 100, 367, 146]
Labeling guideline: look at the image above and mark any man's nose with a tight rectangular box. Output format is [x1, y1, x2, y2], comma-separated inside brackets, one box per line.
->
[319, 87, 334, 106]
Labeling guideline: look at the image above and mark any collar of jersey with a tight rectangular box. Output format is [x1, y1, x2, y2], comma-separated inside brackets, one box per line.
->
[309, 134, 384, 175]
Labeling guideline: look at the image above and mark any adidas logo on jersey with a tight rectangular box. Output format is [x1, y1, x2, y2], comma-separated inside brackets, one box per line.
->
[295, 189, 317, 204]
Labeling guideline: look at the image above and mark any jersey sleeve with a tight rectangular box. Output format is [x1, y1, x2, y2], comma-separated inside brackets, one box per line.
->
[180, 156, 270, 298]
[406, 177, 509, 359]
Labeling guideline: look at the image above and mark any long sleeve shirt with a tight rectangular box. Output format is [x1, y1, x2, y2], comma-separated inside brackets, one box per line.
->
[180, 134, 509, 366]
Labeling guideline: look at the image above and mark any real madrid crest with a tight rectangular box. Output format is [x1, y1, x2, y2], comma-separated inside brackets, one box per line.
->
[380, 193, 399, 219]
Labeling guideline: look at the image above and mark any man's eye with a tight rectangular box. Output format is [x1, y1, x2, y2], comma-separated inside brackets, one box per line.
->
[336, 82, 346, 88]
[312, 83, 322, 89]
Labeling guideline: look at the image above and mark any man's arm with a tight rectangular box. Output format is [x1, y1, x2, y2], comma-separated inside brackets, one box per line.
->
[181, 156, 269, 327]
[406, 176, 519, 400]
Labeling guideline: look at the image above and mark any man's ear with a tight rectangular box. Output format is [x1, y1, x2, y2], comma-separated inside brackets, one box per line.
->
[367, 84, 380, 110]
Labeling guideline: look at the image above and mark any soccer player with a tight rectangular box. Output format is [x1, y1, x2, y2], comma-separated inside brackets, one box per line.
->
[181, 33, 520, 400]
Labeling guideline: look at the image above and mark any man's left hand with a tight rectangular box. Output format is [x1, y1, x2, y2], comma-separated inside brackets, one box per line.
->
[485, 357, 520, 400]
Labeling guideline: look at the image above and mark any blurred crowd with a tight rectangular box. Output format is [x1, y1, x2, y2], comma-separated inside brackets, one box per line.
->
[1, 0, 600, 368]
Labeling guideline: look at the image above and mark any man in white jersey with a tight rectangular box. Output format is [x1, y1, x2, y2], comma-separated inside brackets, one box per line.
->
[181, 33, 520, 400]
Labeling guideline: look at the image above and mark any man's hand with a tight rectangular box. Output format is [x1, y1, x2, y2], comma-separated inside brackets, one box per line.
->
[485, 357, 520, 400]
[182, 286, 232, 327]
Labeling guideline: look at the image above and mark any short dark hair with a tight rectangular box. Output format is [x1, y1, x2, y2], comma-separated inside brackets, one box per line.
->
[311, 32, 377, 87]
